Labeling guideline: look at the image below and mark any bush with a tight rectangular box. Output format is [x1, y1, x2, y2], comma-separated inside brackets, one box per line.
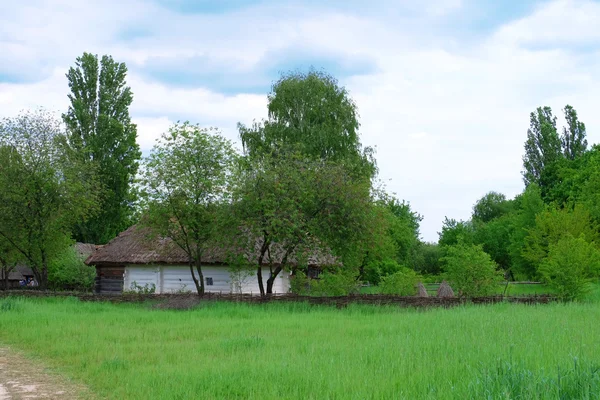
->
[291, 268, 360, 296]
[48, 246, 95, 291]
[379, 268, 420, 295]
[362, 259, 402, 285]
[442, 242, 503, 298]
[539, 234, 600, 301]
[124, 281, 156, 295]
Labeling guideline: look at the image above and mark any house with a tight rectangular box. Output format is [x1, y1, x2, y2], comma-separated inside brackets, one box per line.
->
[85, 225, 336, 295]
[1, 242, 98, 289]
[1, 265, 34, 289]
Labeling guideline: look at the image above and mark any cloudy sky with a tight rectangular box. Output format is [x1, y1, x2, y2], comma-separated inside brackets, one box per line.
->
[1, 0, 599, 241]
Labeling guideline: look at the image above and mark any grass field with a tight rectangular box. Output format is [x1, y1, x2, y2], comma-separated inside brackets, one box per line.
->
[1, 296, 600, 399]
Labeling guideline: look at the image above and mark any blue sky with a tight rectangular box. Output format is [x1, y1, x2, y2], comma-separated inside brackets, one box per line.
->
[1, 0, 600, 241]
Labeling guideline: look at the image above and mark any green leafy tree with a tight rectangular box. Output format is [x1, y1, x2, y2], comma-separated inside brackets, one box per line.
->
[48, 246, 95, 292]
[438, 217, 475, 248]
[442, 242, 503, 298]
[0, 110, 99, 289]
[472, 192, 513, 223]
[522, 106, 562, 188]
[141, 122, 238, 295]
[63, 52, 142, 244]
[561, 105, 587, 160]
[539, 235, 600, 301]
[474, 215, 513, 273]
[522, 205, 599, 275]
[507, 184, 545, 279]
[411, 242, 443, 275]
[379, 267, 420, 296]
[238, 69, 376, 179]
[231, 148, 373, 296]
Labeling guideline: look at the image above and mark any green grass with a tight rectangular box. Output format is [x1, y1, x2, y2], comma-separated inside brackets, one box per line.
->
[1, 296, 600, 399]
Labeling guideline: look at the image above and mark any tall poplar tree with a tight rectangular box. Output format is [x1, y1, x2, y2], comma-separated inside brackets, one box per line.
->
[561, 104, 587, 160]
[63, 52, 141, 244]
[522, 106, 562, 188]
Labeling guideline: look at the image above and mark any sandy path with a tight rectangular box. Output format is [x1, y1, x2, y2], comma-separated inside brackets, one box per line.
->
[0, 347, 91, 399]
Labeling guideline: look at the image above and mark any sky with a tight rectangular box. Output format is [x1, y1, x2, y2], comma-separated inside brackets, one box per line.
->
[1, 0, 599, 242]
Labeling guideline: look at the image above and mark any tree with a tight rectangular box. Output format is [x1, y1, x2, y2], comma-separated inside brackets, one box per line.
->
[442, 242, 503, 298]
[539, 235, 600, 301]
[438, 217, 475, 248]
[522, 106, 562, 188]
[411, 242, 443, 275]
[238, 69, 376, 179]
[472, 192, 512, 223]
[561, 105, 587, 160]
[507, 184, 545, 279]
[0, 110, 99, 289]
[141, 122, 238, 295]
[63, 52, 141, 244]
[0, 237, 19, 290]
[522, 204, 599, 275]
[231, 148, 373, 296]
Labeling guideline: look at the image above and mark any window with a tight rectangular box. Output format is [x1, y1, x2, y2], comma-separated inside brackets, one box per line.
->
[206, 277, 213, 286]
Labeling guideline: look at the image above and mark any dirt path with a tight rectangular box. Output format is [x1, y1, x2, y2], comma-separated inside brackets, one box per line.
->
[0, 347, 91, 400]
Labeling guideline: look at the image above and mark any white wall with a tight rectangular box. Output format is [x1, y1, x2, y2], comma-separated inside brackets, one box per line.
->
[124, 264, 290, 294]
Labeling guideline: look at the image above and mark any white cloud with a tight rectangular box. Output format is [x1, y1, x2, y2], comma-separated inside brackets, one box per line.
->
[1, 0, 600, 241]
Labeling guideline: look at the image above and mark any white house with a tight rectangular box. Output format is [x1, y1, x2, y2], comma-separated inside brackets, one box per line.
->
[86, 225, 333, 295]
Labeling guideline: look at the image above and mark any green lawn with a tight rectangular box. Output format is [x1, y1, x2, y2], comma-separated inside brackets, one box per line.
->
[1, 296, 600, 399]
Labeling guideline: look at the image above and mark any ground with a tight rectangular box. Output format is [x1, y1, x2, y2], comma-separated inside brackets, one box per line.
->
[0, 347, 89, 400]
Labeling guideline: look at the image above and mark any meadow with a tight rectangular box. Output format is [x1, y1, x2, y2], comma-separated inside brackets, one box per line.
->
[1, 295, 600, 399]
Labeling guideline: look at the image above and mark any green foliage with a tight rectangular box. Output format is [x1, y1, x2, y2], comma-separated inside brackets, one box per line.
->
[48, 246, 95, 292]
[141, 122, 238, 295]
[442, 242, 503, 297]
[411, 242, 443, 275]
[522, 106, 562, 188]
[291, 269, 360, 296]
[379, 268, 420, 296]
[562, 105, 588, 160]
[508, 184, 545, 279]
[124, 281, 156, 295]
[538, 235, 600, 301]
[472, 191, 513, 223]
[0, 110, 99, 289]
[438, 217, 475, 248]
[63, 52, 141, 244]
[238, 69, 376, 180]
[523, 204, 599, 273]
[231, 148, 373, 295]
[362, 259, 402, 285]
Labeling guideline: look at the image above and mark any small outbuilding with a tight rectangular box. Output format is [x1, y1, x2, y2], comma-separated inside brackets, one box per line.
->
[86, 225, 335, 295]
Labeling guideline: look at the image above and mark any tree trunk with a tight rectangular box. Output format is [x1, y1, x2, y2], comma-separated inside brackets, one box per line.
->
[189, 262, 202, 295]
[195, 260, 205, 296]
[257, 267, 265, 297]
[266, 265, 283, 294]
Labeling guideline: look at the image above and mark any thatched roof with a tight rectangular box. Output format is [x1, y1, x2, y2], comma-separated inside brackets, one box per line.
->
[75, 243, 102, 259]
[6, 265, 33, 280]
[85, 225, 337, 267]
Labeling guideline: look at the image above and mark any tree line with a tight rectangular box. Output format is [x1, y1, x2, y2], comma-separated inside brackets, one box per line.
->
[1, 52, 598, 300]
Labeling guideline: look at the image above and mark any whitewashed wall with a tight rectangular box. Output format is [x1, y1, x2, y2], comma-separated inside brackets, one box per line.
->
[124, 265, 290, 294]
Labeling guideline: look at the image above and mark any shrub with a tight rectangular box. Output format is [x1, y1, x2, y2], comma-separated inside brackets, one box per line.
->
[291, 268, 360, 296]
[379, 268, 420, 295]
[48, 246, 95, 292]
[362, 259, 402, 285]
[124, 281, 156, 294]
[442, 242, 503, 298]
[539, 234, 600, 301]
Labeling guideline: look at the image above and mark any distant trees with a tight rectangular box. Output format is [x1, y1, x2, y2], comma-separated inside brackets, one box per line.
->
[63, 52, 141, 244]
[0, 110, 99, 289]
[141, 122, 238, 295]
